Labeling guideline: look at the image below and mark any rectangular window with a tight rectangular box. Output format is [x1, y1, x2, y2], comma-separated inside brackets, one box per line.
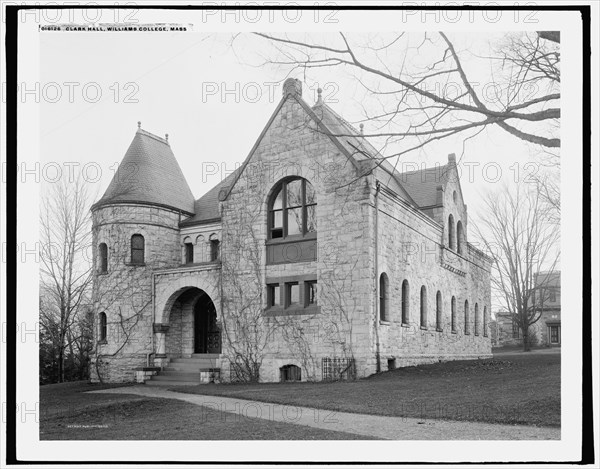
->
[550, 326, 559, 343]
[286, 282, 299, 307]
[549, 289, 556, 303]
[185, 243, 194, 264]
[210, 240, 220, 261]
[268, 284, 280, 308]
[305, 281, 317, 306]
[512, 321, 520, 339]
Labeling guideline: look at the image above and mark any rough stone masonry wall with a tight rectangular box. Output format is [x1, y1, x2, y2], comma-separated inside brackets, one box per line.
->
[375, 187, 492, 369]
[90, 204, 182, 382]
[220, 93, 375, 382]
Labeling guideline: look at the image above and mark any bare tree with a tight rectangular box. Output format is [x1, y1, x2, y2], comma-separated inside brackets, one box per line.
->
[39, 176, 93, 382]
[474, 182, 560, 351]
[253, 31, 559, 161]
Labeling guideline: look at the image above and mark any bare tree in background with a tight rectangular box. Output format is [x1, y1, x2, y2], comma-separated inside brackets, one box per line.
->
[40, 176, 93, 382]
[254, 31, 560, 161]
[474, 182, 560, 351]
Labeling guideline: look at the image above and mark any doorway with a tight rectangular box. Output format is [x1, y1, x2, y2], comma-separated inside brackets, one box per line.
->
[194, 293, 221, 354]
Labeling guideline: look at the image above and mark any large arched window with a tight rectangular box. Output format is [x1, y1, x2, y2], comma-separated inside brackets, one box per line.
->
[98, 243, 108, 273]
[448, 214, 455, 250]
[457, 221, 464, 255]
[401, 280, 410, 324]
[131, 234, 145, 264]
[474, 303, 480, 336]
[379, 273, 389, 322]
[436, 291, 443, 331]
[99, 312, 107, 342]
[464, 300, 470, 334]
[451, 296, 457, 332]
[269, 178, 316, 239]
[420, 285, 427, 328]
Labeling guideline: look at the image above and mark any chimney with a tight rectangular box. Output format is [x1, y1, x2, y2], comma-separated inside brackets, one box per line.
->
[282, 78, 302, 97]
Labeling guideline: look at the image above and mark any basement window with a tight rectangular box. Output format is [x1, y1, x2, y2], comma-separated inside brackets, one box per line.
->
[280, 364, 301, 382]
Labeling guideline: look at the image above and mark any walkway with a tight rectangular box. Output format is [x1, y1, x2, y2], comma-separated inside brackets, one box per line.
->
[89, 386, 560, 440]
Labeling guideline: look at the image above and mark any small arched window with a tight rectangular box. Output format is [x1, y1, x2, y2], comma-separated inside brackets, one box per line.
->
[99, 312, 107, 342]
[401, 280, 410, 324]
[451, 296, 457, 332]
[464, 300, 470, 335]
[457, 221, 464, 255]
[269, 178, 316, 239]
[448, 214, 455, 250]
[131, 234, 145, 264]
[98, 243, 108, 273]
[474, 303, 480, 336]
[420, 285, 427, 328]
[379, 273, 389, 322]
[436, 291, 442, 331]
[483, 306, 488, 337]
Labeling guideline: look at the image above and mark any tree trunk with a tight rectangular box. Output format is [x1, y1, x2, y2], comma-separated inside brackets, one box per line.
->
[522, 328, 531, 352]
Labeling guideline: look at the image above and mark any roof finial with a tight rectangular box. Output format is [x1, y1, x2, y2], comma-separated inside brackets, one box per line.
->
[137, 121, 141, 129]
[165, 133, 169, 142]
[316, 87, 323, 105]
[360, 123, 364, 135]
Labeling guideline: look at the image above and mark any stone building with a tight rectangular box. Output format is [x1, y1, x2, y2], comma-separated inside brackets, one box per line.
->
[495, 271, 561, 347]
[90, 78, 493, 384]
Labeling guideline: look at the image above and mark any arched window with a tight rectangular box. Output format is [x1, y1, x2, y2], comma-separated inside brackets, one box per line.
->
[448, 214, 455, 250]
[131, 234, 145, 264]
[99, 312, 107, 342]
[464, 300, 470, 334]
[483, 306, 488, 337]
[183, 236, 194, 264]
[98, 243, 108, 273]
[420, 285, 427, 328]
[268, 178, 316, 239]
[474, 303, 480, 336]
[451, 296, 457, 332]
[436, 291, 442, 331]
[457, 221, 464, 255]
[379, 273, 389, 322]
[401, 280, 410, 324]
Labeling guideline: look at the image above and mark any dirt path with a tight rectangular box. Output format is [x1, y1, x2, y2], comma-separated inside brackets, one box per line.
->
[89, 386, 560, 440]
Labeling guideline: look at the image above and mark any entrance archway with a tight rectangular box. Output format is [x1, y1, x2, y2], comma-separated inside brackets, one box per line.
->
[161, 287, 221, 358]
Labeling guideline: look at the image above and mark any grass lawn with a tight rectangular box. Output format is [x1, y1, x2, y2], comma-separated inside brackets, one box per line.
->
[174, 353, 560, 428]
[40, 381, 374, 440]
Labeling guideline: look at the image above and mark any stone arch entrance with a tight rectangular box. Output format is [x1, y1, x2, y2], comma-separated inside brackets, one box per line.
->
[157, 286, 221, 359]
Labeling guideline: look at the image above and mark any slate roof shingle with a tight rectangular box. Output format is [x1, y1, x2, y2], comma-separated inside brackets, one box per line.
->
[93, 129, 195, 215]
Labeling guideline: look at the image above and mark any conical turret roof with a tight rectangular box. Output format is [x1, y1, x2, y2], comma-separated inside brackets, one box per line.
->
[93, 126, 195, 215]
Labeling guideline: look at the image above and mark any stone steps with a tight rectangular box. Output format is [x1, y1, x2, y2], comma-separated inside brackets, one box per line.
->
[146, 354, 221, 386]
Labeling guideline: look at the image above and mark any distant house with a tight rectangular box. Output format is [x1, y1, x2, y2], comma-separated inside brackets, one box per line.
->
[494, 271, 561, 347]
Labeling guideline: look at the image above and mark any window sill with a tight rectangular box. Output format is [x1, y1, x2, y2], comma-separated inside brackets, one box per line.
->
[264, 305, 320, 317]
[436, 328, 443, 332]
[401, 322, 411, 328]
[379, 320, 391, 326]
[97, 340, 107, 345]
[420, 326, 428, 331]
[464, 332, 470, 335]
[126, 263, 146, 267]
[451, 330, 457, 334]
[97, 271, 109, 276]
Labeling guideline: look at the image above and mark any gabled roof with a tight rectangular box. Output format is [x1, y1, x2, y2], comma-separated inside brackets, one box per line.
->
[180, 168, 241, 226]
[93, 128, 195, 215]
[398, 165, 451, 208]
